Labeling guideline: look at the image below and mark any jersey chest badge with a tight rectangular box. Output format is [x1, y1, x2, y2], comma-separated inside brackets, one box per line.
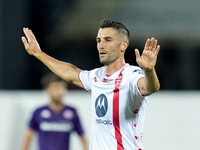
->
[94, 77, 97, 82]
[114, 69, 124, 89]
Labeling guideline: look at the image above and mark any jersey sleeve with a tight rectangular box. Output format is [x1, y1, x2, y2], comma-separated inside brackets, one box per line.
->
[73, 110, 85, 136]
[29, 109, 39, 131]
[79, 70, 92, 91]
[131, 68, 145, 96]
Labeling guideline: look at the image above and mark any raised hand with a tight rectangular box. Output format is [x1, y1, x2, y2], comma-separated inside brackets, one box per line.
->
[135, 37, 160, 70]
[21, 28, 41, 56]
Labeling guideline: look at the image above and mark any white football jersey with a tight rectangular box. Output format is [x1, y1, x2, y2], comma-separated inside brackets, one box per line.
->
[79, 64, 148, 150]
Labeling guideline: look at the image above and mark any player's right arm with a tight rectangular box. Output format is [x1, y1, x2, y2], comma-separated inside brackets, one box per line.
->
[21, 128, 35, 150]
[21, 28, 83, 88]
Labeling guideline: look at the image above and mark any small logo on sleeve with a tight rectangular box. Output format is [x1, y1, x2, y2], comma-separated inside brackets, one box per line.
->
[133, 69, 144, 75]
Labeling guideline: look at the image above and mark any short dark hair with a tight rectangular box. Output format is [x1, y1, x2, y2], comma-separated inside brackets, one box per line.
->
[99, 19, 130, 41]
[40, 73, 66, 89]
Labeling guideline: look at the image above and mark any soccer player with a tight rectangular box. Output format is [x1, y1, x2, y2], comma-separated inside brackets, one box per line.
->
[21, 73, 88, 150]
[22, 19, 160, 150]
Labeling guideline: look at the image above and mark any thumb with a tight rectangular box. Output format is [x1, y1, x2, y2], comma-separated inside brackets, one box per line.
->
[135, 49, 140, 59]
[21, 36, 28, 46]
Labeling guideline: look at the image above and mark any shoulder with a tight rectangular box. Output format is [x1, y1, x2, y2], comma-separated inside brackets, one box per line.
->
[81, 66, 104, 76]
[80, 66, 105, 83]
[124, 64, 144, 75]
[122, 64, 144, 84]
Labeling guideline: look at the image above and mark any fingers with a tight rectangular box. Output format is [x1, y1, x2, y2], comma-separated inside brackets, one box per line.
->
[152, 38, 157, 50]
[155, 45, 160, 56]
[22, 28, 31, 50]
[21, 36, 28, 48]
[149, 38, 156, 48]
[21, 36, 27, 44]
[145, 37, 159, 52]
[148, 38, 156, 51]
[144, 39, 150, 50]
[23, 27, 36, 43]
[23, 28, 31, 44]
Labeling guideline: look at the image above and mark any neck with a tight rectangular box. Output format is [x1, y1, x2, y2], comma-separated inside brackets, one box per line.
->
[49, 100, 64, 113]
[105, 59, 126, 74]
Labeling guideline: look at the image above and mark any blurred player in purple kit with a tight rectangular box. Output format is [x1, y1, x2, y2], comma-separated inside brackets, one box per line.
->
[21, 73, 88, 150]
[22, 19, 160, 150]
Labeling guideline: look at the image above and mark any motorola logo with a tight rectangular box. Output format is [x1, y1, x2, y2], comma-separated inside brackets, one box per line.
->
[96, 119, 112, 125]
[95, 94, 108, 117]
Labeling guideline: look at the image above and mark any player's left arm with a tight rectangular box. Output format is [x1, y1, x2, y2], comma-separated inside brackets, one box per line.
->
[135, 37, 160, 96]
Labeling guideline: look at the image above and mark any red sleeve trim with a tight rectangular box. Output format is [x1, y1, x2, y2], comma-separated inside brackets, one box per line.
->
[78, 71, 88, 92]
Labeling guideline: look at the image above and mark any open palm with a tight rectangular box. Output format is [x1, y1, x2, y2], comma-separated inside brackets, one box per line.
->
[21, 28, 41, 56]
[135, 37, 160, 70]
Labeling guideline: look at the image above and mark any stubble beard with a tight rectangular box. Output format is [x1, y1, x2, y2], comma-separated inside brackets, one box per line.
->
[100, 57, 109, 65]
[99, 55, 119, 66]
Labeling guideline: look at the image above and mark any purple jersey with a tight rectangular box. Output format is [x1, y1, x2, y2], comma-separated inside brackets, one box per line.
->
[29, 105, 84, 150]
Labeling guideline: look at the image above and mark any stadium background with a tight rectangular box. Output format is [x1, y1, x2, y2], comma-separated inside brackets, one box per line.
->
[0, 0, 200, 149]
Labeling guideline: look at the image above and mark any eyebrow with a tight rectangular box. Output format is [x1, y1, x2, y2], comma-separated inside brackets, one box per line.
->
[96, 36, 112, 40]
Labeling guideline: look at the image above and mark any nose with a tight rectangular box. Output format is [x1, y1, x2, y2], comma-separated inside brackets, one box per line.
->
[97, 40, 106, 49]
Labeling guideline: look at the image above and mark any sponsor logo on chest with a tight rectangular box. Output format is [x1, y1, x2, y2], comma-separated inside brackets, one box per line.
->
[95, 94, 112, 125]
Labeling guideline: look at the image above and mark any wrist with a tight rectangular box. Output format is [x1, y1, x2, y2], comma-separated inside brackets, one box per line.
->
[35, 50, 44, 59]
[143, 67, 155, 73]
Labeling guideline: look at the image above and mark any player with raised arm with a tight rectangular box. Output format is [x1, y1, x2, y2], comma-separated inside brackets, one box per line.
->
[22, 19, 160, 150]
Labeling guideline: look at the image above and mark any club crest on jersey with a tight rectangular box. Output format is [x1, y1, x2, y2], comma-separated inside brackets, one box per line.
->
[115, 76, 123, 88]
[95, 94, 108, 117]
[114, 69, 124, 88]
[94, 77, 97, 82]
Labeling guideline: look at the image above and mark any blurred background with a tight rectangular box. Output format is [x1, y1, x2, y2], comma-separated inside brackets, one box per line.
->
[1, 0, 200, 90]
[1, 0, 200, 150]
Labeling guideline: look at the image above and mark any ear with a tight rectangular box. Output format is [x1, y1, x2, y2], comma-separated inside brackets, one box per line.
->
[45, 88, 49, 93]
[121, 41, 129, 52]
[44, 86, 50, 93]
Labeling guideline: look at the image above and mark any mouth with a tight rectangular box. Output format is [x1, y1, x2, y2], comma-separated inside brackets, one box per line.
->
[99, 51, 107, 56]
